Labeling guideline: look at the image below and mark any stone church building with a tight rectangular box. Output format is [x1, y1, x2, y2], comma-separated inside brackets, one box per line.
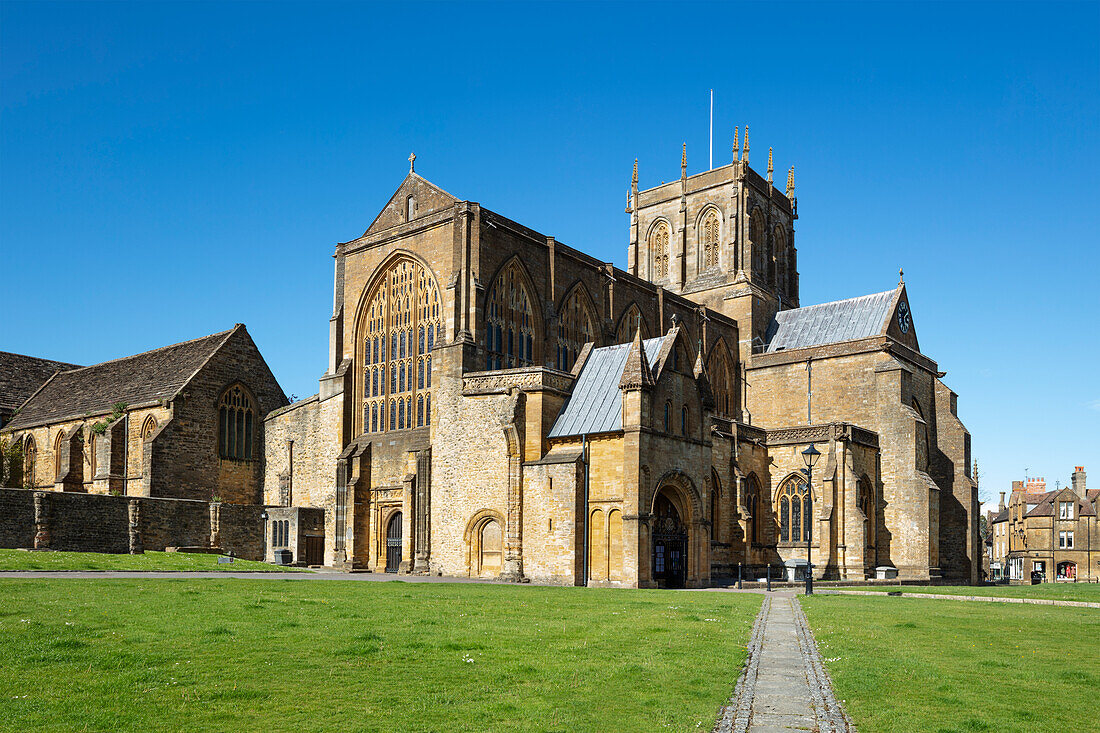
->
[264, 143, 979, 587]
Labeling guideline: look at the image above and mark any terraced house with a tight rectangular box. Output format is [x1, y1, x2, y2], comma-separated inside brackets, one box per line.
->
[263, 141, 979, 586]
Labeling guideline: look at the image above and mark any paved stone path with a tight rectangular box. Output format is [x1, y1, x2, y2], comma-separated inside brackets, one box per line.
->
[715, 594, 851, 733]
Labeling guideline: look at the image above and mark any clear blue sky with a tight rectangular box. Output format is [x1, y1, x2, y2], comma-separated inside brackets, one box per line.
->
[2, 2, 1098, 505]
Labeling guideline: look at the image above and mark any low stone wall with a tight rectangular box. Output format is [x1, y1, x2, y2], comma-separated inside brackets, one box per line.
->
[0, 488, 266, 560]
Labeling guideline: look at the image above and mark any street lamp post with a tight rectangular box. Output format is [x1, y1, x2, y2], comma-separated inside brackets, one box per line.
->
[801, 444, 821, 595]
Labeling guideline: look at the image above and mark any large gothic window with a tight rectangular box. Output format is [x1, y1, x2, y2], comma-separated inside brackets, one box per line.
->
[708, 345, 735, 417]
[651, 222, 670, 279]
[615, 304, 648, 344]
[361, 258, 442, 433]
[701, 211, 720, 270]
[218, 385, 255, 460]
[485, 260, 537, 370]
[556, 286, 596, 371]
[773, 226, 787, 293]
[777, 474, 812, 543]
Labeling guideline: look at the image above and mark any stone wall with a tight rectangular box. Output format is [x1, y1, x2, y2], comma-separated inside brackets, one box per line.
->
[0, 488, 265, 560]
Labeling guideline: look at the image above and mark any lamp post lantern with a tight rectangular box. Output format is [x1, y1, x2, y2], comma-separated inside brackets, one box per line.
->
[801, 444, 821, 595]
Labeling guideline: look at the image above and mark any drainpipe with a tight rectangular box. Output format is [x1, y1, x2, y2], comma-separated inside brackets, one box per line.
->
[582, 434, 590, 587]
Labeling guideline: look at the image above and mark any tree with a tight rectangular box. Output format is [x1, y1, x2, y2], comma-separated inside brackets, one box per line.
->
[0, 437, 23, 489]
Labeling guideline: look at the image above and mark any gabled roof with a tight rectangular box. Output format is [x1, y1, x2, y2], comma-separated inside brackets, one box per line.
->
[3, 328, 238, 431]
[1024, 488, 1098, 518]
[990, 508, 1009, 523]
[764, 288, 897, 353]
[0, 352, 82, 414]
[359, 173, 460, 238]
[549, 334, 670, 438]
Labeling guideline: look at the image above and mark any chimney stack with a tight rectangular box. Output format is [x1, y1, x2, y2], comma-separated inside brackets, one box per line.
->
[998, 491, 1006, 512]
[1071, 466, 1086, 500]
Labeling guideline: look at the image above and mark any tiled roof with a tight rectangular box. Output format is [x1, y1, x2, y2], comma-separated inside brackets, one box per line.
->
[0, 352, 82, 414]
[3, 329, 236, 431]
[990, 509, 1009, 523]
[1023, 489, 1098, 518]
[764, 289, 896, 353]
[549, 335, 669, 438]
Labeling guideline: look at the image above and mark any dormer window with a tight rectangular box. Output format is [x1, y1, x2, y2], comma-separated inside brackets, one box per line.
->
[1059, 501, 1073, 520]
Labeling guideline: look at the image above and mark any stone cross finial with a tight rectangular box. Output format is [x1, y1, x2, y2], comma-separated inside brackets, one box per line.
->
[899, 268, 904, 285]
[409, 152, 416, 173]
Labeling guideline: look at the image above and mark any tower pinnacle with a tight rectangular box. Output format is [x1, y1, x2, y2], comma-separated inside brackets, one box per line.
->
[767, 147, 774, 184]
[681, 143, 687, 176]
[733, 126, 740, 162]
[743, 127, 749, 164]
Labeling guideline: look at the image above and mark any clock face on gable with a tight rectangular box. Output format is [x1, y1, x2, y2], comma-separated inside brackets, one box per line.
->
[897, 300, 911, 334]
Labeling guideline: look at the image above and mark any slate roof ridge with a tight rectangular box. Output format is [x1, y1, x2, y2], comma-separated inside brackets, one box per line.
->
[781, 287, 899, 316]
[764, 286, 901, 354]
[169, 326, 242, 403]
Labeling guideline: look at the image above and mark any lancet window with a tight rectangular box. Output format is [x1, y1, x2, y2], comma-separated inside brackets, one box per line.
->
[218, 385, 255, 460]
[651, 222, 670, 279]
[556, 286, 596, 372]
[485, 261, 537, 370]
[750, 210, 768, 280]
[615, 304, 648, 344]
[708, 346, 735, 417]
[23, 435, 36, 489]
[777, 474, 812, 543]
[701, 211, 720, 270]
[361, 257, 441, 433]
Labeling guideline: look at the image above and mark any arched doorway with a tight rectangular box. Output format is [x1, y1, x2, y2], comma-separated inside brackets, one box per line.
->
[652, 490, 688, 588]
[385, 512, 402, 573]
[1057, 561, 1076, 580]
[477, 518, 502, 578]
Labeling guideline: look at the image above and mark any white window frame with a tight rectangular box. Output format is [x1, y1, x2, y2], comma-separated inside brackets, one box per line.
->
[1059, 501, 1073, 520]
[1059, 531, 1074, 549]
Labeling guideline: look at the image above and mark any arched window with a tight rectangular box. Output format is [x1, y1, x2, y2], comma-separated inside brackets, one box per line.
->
[651, 222, 670, 279]
[53, 429, 64, 480]
[23, 435, 36, 489]
[773, 226, 787, 292]
[681, 405, 688, 436]
[485, 260, 537, 370]
[557, 286, 597, 371]
[405, 195, 416, 221]
[750, 210, 768, 280]
[360, 257, 441, 433]
[701, 210, 720, 270]
[615, 304, 649, 344]
[777, 474, 812, 543]
[710, 473, 721, 541]
[140, 416, 157, 467]
[218, 384, 256, 460]
[664, 401, 671, 432]
[708, 344, 735, 416]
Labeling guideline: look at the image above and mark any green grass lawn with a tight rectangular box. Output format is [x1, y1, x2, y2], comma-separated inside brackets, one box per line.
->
[0, 580, 760, 732]
[0, 548, 305, 572]
[832, 582, 1100, 603]
[802, 595, 1100, 733]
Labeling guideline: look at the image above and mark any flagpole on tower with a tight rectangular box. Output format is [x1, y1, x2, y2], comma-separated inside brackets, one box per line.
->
[709, 89, 714, 170]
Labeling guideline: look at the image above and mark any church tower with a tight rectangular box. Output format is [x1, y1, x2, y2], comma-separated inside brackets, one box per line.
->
[626, 130, 799, 364]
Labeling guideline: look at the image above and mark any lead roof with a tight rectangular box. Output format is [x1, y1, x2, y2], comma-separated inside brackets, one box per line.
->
[764, 289, 897, 353]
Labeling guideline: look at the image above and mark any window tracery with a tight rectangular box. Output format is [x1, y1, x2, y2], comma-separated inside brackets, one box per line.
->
[23, 435, 36, 489]
[218, 385, 255, 460]
[777, 474, 812, 543]
[556, 286, 596, 371]
[708, 345, 735, 416]
[615, 304, 649, 344]
[361, 258, 441, 433]
[750, 210, 768, 279]
[651, 222, 670, 279]
[485, 260, 537, 370]
[702, 211, 720, 270]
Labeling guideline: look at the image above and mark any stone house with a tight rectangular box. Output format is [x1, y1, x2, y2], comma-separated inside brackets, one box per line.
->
[2, 325, 287, 505]
[264, 143, 978, 586]
[1000, 467, 1099, 581]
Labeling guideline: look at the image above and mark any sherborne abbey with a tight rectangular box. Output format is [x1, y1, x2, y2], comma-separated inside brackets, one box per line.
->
[1, 136, 979, 587]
